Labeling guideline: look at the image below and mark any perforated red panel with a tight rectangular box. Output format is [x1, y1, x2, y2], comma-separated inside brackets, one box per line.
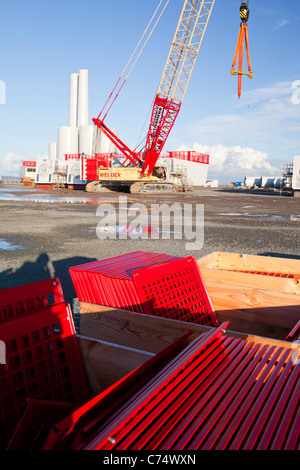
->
[132, 256, 218, 327]
[69, 251, 179, 312]
[0, 302, 89, 449]
[0, 278, 64, 323]
[72, 325, 300, 451]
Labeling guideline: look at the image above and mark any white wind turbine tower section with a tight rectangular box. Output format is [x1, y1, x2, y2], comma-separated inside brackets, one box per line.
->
[69, 72, 79, 128]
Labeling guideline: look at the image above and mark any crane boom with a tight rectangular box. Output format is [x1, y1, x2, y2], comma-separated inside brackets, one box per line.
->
[142, 0, 215, 175]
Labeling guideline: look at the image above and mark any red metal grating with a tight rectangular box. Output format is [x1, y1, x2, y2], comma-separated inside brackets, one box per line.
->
[7, 399, 78, 450]
[54, 323, 300, 451]
[43, 330, 195, 451]
[69, 252, 218, 327]
[0, 301, 89, 449]
[132, 256, 218, 327]
[0, 278, 64, 323]
[69, 251, 180, 312]
[285, 320, 300, 342]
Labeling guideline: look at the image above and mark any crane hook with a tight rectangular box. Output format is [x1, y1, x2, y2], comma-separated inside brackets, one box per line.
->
[231, 1, 253, 98]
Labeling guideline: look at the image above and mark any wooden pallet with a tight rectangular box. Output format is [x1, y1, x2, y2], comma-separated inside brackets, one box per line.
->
[197, 252, 300, 339]
[197, 252, 300, 294]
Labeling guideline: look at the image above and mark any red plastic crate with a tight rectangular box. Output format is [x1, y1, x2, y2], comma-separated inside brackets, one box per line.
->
[0, 301, 89, 449]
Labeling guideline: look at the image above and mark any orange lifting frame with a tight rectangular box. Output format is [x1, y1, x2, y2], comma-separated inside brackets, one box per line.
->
[231, 20, 253, 98]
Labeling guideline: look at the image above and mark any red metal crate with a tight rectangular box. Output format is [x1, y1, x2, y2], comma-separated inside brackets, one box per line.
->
[7, 399, 78, 450]
[0, 301, 89, 449]
[132, 256, 218, 327]
[44, 322, 299, 451]
[69, 252, 218, 327]
[69, 251, 179, 311]
[0, 278, 64, 323]
[43, 330, 194, 450]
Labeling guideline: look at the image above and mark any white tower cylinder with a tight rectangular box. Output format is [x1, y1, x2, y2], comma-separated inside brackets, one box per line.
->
[79, 125, 94, 155]
[49, 142, 57, 161]
[57, 126, 79, 160]
[77, 69, 89, 127]
[92, 125, 102, 154]
[69, 73, 79, 127]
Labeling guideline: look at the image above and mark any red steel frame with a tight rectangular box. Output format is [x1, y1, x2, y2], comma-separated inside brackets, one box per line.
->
[92, 118, 141, 168]
[93, 95, 181, 176]
[142, 95, 182, 176]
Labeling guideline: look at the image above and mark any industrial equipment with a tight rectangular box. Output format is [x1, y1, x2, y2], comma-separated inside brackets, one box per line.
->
[231, 1, 253, 98]
[83, 0, 215, 193]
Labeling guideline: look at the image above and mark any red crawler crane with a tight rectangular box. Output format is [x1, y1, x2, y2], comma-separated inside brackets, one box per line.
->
[85, 1, 215, 193]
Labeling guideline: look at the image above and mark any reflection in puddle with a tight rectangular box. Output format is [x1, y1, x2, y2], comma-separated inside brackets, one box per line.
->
[0, 238, 25, 251]
[0, 187, 35, 192]
[0, 192, 123, 204]
[217, 212, 300, 221]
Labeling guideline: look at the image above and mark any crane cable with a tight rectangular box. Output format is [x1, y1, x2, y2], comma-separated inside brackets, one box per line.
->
[97, 0, 170, 121]
[231, 0, 253, 98]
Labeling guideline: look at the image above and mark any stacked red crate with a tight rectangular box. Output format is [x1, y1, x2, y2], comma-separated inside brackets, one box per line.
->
[69, 251, 179, 312]
[69, 251, 218, 327]
[0, 279, 89, 449]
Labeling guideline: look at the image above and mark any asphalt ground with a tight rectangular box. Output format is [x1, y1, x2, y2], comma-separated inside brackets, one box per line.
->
[0, 183, 299, 308]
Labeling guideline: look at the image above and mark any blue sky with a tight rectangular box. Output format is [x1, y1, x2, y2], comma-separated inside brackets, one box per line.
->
[0, 0, 300, 183]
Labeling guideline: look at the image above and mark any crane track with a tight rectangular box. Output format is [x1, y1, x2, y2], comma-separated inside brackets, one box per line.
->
[129, 182, 178, 194]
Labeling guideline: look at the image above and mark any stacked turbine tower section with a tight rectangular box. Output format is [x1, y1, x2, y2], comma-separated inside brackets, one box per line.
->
[36, 69, 117, 188]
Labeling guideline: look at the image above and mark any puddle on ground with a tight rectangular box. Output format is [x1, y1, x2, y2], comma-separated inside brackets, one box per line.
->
[95, 225, 183, 237]
[0, 187, 35, 192]
[0, 238, 25, 251]
[217, 212, 300, 221]
[0, 192, 126, 204]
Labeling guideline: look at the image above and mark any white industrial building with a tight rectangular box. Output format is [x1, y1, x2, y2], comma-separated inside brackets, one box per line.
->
[157, 151, 211, 187]
[36, 69, 115, 187]
[19, 161, 37, 183]
[292, 155, 300, 191]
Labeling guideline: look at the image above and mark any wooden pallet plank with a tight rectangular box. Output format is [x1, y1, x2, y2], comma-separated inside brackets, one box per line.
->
[77, 335, 153, 396]
[78, 302, 210, 354]
[197, 253, 300, 295]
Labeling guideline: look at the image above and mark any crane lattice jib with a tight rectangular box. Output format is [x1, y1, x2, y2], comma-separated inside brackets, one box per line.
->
[142, 0, 215, 176]
[159, 0, 215, 102]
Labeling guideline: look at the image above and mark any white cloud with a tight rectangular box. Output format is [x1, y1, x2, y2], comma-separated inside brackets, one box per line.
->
[0, 152, 23, 176]
[177, 143, 280, 183]
[183, 80, 300, 166]
[0, 152, 47, 176]
[274, 19, 290, 31]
